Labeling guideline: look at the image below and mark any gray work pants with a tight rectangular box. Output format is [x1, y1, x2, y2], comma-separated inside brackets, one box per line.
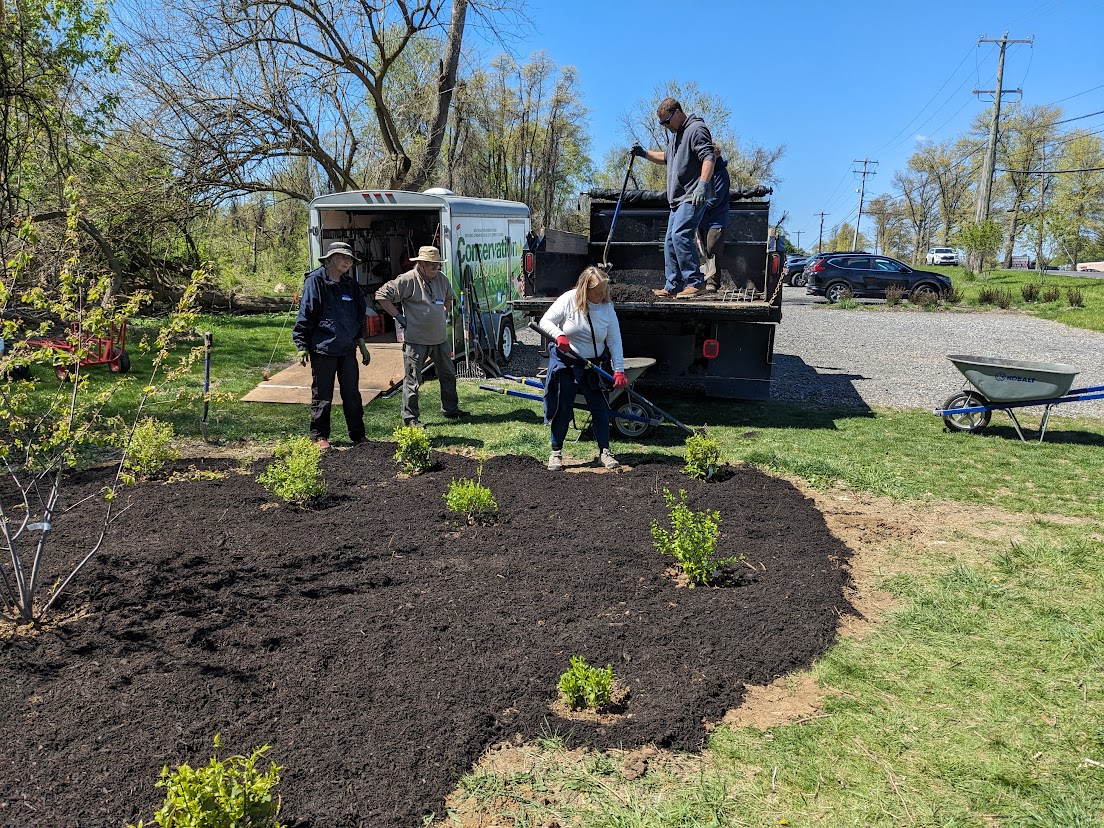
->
[402, 341, 459, 424]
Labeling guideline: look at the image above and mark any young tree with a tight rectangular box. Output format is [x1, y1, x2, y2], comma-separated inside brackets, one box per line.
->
[996, 104, 1061, 267]
[1048, 131, 1104, 269]
[894, 169, 938, 263]
[909, 139, 977, 245]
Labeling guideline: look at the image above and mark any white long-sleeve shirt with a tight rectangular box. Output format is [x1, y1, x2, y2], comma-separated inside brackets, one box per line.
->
[540, 291, 624, 372]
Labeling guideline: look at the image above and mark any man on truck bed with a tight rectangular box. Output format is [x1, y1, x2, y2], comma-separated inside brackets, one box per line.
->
[698, 143, 730, 294]
[376, 246, 468, 427]
[630, 98, 715, 299]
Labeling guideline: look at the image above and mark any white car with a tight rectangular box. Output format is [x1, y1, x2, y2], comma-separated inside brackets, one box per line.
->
[925, 247, 958, 266]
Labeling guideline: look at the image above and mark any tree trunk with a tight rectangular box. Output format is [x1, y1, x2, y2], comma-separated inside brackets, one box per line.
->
[407, 0, 468, 191]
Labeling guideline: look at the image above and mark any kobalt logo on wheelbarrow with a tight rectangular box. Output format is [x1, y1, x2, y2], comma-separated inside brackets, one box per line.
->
[994, 372, 1036, 383]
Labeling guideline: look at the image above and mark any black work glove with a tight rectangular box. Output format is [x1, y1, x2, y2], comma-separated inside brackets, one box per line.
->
[630, 143, 647, 159]
[690, 179, 709, 207]
[297, 350, 309, 367]
[394, 313, 407, 328]
[359, 342, 371, 366]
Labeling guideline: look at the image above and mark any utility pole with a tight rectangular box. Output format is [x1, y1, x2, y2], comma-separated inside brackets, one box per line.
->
[815, 212, 829, 252]
[1035, 141, 1047, 272]
[794, 230, 803, 250]
[852, 160, 878, 250]
[974, 33, 1032, 226]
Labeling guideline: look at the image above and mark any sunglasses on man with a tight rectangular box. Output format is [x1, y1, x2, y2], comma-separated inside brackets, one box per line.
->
[659, 110, 679, 126]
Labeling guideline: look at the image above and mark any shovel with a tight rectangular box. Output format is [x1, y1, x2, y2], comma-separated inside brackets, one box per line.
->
[598, 152, 638, 271]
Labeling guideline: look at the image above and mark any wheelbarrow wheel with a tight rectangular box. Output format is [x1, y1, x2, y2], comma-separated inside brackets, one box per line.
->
[612, 399, 656, 440]
[109, 347, 131, 374]
[942, 390, 991, 434]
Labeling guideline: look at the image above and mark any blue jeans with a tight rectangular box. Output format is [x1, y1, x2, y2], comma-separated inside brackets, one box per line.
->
[664, 200, 707, 292]
[547, 366, 611, 451]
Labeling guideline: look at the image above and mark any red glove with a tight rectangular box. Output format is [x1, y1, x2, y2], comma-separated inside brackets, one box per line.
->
[555, 335, 571, 353]
[613, 371, 628, 389]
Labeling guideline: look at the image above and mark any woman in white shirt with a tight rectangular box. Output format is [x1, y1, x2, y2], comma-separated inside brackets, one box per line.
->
[539, 266, 628, 471]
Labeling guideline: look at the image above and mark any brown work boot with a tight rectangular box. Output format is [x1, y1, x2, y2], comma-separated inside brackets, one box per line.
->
[675, 286, 702, 299]
[653, 288, 674, 298]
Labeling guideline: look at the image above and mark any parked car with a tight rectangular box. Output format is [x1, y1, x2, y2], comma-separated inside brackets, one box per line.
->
[925, 247, 959, 266]
[805, 253, 953, 303]
[782, 255, 809, 286]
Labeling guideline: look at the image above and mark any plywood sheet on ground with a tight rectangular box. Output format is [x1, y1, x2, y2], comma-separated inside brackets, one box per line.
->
[241, 343, 405, 405]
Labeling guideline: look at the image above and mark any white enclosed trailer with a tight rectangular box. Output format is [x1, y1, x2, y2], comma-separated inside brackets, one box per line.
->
[307, 188, 531, 363]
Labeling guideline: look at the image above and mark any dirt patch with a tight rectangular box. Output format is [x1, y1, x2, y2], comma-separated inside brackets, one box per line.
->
[0, 445, 853, 827]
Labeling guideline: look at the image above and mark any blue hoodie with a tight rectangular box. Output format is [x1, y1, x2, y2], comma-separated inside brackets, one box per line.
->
[293, 267, 367, 356]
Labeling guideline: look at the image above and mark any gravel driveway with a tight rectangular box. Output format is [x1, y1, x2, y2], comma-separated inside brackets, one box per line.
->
[773, 287, 1104, 415]
[509, 289, 1104, 416]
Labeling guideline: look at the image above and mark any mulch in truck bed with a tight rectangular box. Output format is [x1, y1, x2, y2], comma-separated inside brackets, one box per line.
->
[0, 442, 853, 827]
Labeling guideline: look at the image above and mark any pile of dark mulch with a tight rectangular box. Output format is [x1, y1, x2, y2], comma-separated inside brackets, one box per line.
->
[0, 444, 854, 827]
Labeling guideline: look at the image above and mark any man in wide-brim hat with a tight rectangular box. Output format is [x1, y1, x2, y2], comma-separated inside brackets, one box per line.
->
[376, 245, 468, 426]
[292, 241, 371, 448]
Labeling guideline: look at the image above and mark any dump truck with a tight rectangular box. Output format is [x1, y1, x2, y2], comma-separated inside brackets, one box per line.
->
[512, 186, 784, 400]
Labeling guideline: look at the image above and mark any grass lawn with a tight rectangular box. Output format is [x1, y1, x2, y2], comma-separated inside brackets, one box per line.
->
[15, 309, 1104, 826]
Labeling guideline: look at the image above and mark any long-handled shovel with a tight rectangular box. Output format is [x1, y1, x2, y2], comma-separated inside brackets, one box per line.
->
[598, 152, 637, 271]
[528, 321, 697, 436]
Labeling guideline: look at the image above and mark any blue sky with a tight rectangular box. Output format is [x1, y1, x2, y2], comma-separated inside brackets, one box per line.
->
[506, 0, 1104, 250]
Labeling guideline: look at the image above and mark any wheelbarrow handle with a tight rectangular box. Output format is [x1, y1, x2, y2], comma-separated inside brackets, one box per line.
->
[527, 320, 697, 436]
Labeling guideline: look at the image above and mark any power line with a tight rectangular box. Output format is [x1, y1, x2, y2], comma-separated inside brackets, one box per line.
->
[873, 46, 975, 153]
[998, 165, 1104, 174]
[1041, 82, 1104, 107]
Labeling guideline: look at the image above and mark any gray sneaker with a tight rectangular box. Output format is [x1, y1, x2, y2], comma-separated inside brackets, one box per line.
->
[547, 450, 563, 471]
[599, 449, 620, 470]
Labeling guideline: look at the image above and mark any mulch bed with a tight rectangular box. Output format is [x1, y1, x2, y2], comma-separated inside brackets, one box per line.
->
[0, 443, 854, 827]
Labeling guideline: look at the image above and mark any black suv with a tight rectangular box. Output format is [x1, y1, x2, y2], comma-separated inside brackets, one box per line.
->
[805, 253, 952, 302]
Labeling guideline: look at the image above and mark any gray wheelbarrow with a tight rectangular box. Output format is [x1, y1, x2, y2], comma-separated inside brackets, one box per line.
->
[934, 354, 1104, 443]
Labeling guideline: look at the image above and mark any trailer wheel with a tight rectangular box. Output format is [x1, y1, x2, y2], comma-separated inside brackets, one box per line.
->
[941, 390, 991, 434]
[496, 316, 515, 364]
[109, 348, 131, 374]
[612, 399, 656, 440]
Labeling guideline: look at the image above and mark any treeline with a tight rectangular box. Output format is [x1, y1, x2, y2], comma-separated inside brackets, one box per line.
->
[816, 104, 1104, 269]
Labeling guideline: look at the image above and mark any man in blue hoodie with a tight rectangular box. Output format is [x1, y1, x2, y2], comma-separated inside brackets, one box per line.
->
[293, 241, 371, 449]
[631, 98, 715, 298]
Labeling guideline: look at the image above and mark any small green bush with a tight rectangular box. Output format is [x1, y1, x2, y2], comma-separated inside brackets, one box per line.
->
[943, 286, 964, 304]
[836, 288, 857, 309]
[444, 477, 498, 523]
[651, 488, 740, 587]
[558, 655, 615, 711]
[132, 737, 284, 828]
[124, 417, 180, 480]
[393, 425, 432, 474]
[1041, 285, 1061, 303]
[257, 435, 325, 505]
[1067, 287, 1085, 307]
[1021, 282, 1040, 302]
[977, 285, 998, 305]
[884, 284, 906, 306]
[683, 432, 724, 480]
[994, 288, 1013, 309]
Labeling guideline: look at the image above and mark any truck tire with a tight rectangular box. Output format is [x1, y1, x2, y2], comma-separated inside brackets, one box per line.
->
[496, 316, 515, 364]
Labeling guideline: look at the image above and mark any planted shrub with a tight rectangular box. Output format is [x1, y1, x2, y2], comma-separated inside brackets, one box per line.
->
[558, 655, 615, 711]
[683, 432, 724, 480]
[884, 284, 906, 306]
[977, 285, 998, 305]
[132, 737, 284, 828]
[393, 425, 432, 474]
[123, 417, 180, 481]
[444, 477, 498, 523]
[943, 286, 964, 304]
[1067, 287, 1085, 307]
[912, 290, 938, 309]
[1021, 282, 1040, 302]
[836, 288, 857, 309]
[651, 488, 740, 587]
[257, 436, 325, 506]
[1041, 285, 1061, 303]
[994, 288, 1013, 309]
